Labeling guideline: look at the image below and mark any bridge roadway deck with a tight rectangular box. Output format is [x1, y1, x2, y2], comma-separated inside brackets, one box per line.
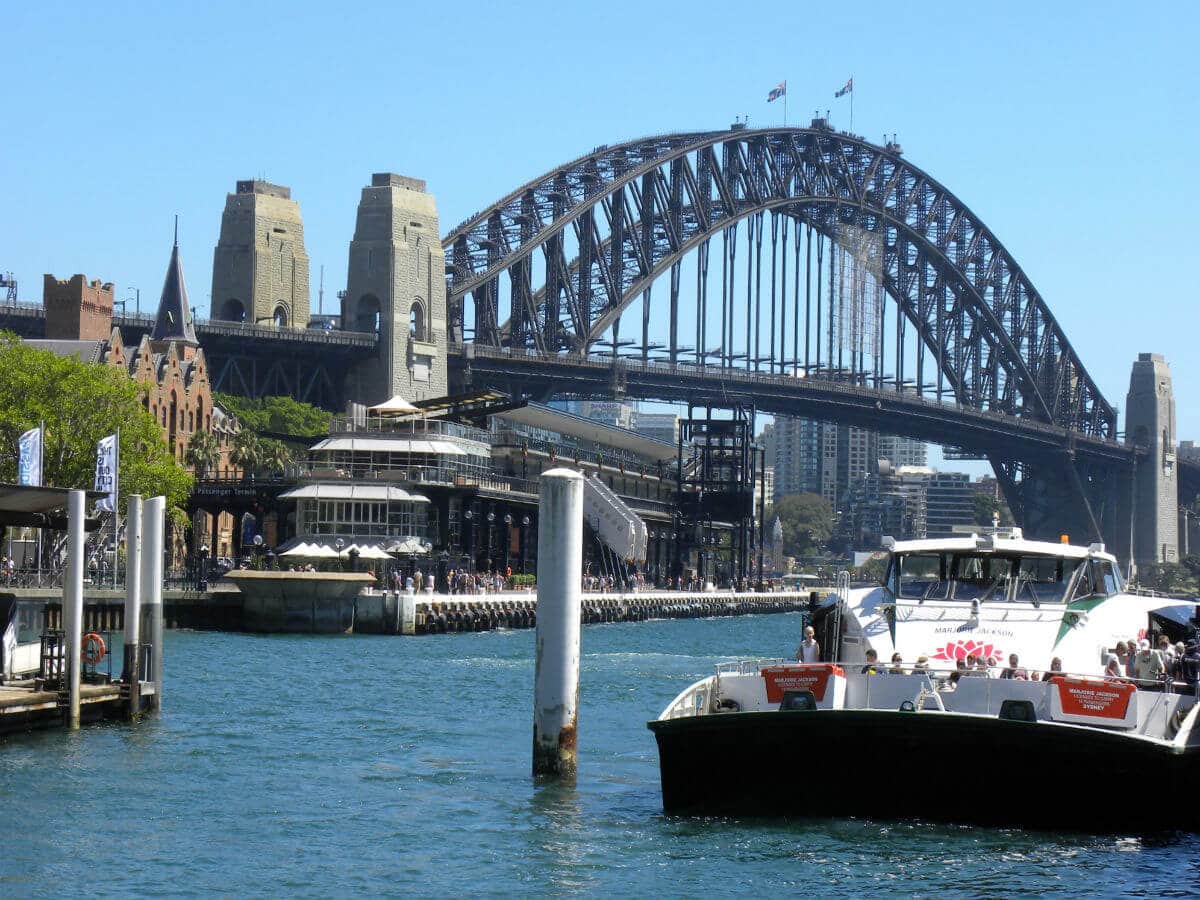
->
[453, 345, 1137, 467]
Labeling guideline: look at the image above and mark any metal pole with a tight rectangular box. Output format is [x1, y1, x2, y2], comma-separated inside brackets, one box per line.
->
[123, 495, 143, 719]
[65, 489, 85, 729]
[141, 496, 165, 712]
[532, 468, 584, 779]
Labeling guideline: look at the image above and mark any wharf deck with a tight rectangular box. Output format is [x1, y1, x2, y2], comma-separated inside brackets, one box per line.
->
[0, 680, 154, 737]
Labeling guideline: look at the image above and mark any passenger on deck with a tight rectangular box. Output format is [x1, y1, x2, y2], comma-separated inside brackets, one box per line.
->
[1124, 638, 1139, 677]
[1104, 654, 1124, 681]
[861, 649, 879, 675]
[888, 652, 905, 674]
[1159, 635, 1177, 670]
[794, 625, 820, 663]
[949, 658, 968, 685]
[999, 653, 1028, 680]
[1044, 657, 1066, 682]
[1133, 639, 1165, 686]
[913, 656, 930, 673]
[1115, 642, 1131, 675]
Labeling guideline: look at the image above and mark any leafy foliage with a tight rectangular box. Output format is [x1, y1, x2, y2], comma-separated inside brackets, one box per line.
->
[214, 393, 330, 438]
[971, 491, 1013, 527]
[0, 332, 191, 508]
[186, 430, 221, 475]
[763, 493, 833, 557]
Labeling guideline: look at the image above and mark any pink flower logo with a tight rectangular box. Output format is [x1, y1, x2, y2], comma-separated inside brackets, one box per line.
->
[931, 639, 1004, 662]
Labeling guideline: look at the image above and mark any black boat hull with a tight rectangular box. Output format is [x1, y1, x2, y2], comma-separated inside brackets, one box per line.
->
[648, 710, 1200, 830]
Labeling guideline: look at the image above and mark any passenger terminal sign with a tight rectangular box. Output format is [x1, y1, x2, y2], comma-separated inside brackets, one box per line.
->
[17, 426, 42, 486]
[94, 434, 118, 512]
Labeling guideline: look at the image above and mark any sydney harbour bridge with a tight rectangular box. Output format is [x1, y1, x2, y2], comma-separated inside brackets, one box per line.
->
[6, 120, 1194, 563]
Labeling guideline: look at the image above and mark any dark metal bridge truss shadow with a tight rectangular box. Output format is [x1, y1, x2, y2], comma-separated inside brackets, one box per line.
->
[442, 125, 1128, 544]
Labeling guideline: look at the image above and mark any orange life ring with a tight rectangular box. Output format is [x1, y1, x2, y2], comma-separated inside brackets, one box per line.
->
[82, 632, 106, 666]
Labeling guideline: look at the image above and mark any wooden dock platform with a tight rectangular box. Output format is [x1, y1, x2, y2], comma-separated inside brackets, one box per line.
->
[0, 680, 155, 737]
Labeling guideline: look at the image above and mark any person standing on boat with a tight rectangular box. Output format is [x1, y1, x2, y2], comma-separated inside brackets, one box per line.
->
[794, 626, 820, 663]
[1132, 639, 1165, 687]
[861, 649, 880, 674]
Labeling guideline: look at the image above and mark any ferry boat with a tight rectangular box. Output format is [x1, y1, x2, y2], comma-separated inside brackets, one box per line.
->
[647, 529, 1200, 830]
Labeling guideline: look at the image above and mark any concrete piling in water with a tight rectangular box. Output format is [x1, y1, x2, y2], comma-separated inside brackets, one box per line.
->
[123, 494, 143, 719]
[532, 468, 584, 779]
[64, 489, 85, 729]
[140, 496, 166, 712]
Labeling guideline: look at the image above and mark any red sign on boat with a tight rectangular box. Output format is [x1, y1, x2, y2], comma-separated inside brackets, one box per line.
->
[1055, 677, 1135, 719]
[760, 664, 845, 703]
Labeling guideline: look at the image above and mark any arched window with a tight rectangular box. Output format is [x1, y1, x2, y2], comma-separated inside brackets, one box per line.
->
[409, 299, 425, 340]
[273, 305, 289, 327]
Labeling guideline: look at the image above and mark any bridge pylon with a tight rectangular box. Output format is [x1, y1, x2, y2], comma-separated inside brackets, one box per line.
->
[344, 174, 448, 404]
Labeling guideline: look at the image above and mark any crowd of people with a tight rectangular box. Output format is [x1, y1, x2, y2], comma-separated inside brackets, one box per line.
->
[793, 626, 1200, 690]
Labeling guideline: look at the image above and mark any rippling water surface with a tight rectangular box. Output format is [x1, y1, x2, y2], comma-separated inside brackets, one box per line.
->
[2, 612, 1196, 897]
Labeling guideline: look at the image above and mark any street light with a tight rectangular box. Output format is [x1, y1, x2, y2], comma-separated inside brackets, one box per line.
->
[335, 536, 345, 571]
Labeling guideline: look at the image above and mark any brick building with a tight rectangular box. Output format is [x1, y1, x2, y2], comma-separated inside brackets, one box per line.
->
[31, 239, 241, 559]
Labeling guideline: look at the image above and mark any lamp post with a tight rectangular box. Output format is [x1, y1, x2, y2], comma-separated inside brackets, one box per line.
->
[503, 513, 513, 575]
[463, 507, 474, 571]
[520, 514, 531, 574]
[335, 536, 345, 571]
[253, 533, 264, 570]
[486, 509, 496, 572]
[199, 543, 209, 591]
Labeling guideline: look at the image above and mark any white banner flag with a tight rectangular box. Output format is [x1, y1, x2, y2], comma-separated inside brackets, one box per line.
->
[94, 433, 118, 512]
[17, 426, 42, 487]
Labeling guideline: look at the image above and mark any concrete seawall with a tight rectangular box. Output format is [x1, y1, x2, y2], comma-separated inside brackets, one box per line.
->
[10, 586, 824, 635]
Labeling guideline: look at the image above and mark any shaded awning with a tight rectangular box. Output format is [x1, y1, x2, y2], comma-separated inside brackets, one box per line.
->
[309, 437, 467, 456]
[279, 484, 430, 503]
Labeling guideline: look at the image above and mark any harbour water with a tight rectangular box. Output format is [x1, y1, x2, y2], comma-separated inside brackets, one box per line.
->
[2, 612, 1197, 897]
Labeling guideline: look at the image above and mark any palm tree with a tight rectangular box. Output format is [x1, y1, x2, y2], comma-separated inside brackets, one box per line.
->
[229, 430, 261, 475]
[259, 439, 293, 476]
[185, 430, 221, 476]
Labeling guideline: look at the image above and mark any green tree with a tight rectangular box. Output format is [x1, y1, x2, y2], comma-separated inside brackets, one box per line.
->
[229, 430, 262, 473]
[213, 393, 330, 438]
[972, 491, 1013, 527]
[764, 493, 833, 557]
[0, 332, 191, 509]
[185, 430, 221, 476]
[258, 438, 293, 475]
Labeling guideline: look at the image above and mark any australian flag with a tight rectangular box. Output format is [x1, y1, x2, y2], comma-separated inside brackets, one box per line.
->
[767, 81, 786, 103]
[835, 77, 853, 98]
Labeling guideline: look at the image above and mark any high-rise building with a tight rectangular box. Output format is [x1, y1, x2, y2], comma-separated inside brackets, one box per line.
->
[211, 180, 310, 328]
[879, 434, 927, 468]
[926, 472, 977, 538]
[634, 410, 679, 446]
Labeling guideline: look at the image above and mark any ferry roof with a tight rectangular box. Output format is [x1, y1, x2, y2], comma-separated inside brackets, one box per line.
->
[888, 533, 1115, 562]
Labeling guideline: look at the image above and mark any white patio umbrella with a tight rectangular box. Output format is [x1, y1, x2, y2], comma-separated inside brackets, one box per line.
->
[280, 542, 315, 558]
[368, 394, 419, 416]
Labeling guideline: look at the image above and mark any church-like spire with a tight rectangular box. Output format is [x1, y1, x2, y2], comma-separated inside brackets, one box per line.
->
[151, 222, 198, 346]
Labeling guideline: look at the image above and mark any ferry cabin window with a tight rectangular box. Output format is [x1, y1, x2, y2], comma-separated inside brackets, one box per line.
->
[895, 553, 947, 600]
[1014, 556, 1079, 604]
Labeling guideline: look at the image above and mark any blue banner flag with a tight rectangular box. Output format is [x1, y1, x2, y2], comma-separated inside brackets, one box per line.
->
[18, 426, 42, 487]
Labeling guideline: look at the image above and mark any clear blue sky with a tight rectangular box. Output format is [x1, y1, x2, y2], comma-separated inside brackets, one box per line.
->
[4, 1, 1198, 457]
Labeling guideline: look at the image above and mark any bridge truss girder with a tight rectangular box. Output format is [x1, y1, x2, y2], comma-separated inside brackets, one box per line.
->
[445, 127, 1115, 439]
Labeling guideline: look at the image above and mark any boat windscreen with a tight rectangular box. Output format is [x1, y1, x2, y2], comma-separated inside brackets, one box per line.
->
[892, 552, 1085, 604]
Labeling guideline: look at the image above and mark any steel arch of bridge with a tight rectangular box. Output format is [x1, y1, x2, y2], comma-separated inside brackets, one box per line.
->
[444, 126, 1115, 439]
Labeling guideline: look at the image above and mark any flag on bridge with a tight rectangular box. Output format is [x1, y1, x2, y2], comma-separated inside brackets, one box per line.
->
[767, 81, 786, 103]
[835, 77, 853, 98]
